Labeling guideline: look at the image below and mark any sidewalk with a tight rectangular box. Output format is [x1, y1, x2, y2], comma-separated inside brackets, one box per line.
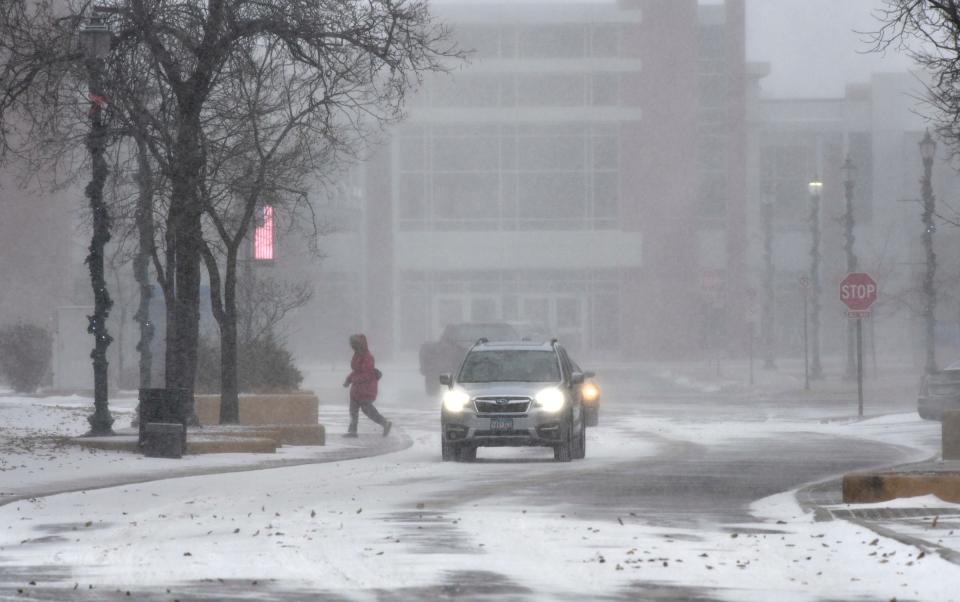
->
[0, 393, 411, 508]
[799, 463, 960, 566]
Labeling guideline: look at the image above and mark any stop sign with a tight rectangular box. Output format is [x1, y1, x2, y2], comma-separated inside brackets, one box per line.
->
[839, 272, 878, 312]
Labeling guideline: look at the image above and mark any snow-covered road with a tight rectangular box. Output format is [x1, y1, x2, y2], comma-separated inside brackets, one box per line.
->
[1, 375, 957, 602]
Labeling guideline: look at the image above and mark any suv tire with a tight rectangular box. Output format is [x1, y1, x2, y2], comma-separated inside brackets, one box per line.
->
[457, 445, 477, 462]
[441, 439, 457, 461]
[584, 406, 599, 427]
[554, 414, 574, 462]
[573, 414, 586, 459]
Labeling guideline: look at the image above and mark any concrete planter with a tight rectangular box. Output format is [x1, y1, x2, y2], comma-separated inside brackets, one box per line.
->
[193, 392, 324, 446]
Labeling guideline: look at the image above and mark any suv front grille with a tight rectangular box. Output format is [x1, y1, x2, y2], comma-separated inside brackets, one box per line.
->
[474, 397, 531, 414]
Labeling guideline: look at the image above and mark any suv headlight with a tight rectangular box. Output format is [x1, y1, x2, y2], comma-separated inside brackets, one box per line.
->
[535, 387, 565, 413]
[442, 389, 471, 413]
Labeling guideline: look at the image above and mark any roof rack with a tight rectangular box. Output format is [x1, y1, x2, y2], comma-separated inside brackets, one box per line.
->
[469, 337, 489, 351]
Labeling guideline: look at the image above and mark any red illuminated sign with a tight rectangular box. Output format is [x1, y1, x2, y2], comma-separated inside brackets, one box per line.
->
[253, 205, 274, 261]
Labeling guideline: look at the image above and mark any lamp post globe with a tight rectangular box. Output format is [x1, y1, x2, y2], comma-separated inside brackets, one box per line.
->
[79, 18, 112, 59]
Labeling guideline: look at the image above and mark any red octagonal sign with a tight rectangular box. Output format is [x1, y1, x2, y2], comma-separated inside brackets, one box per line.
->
[840, 272, 878, 312]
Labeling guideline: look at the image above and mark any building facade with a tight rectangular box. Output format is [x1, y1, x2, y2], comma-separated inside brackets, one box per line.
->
[318, 0, 749, 361]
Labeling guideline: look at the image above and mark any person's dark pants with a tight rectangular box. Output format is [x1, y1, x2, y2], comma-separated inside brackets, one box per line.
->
[348, 399, 387, 433]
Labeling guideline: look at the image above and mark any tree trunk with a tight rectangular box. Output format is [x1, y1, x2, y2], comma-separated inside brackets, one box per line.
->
[220, 246, 240, 424]
[133, 136, 155, 390]
[164, 113, 204, 425]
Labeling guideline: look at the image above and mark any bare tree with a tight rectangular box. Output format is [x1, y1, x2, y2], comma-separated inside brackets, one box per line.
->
[2, 1, 461, 419]
[110, 0, 459, 407]
[872, 2, 960, 151]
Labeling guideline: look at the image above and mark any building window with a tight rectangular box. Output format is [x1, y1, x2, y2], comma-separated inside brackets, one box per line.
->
[517, 73, 586, 107]
[590, 24, 620, 57]
[519, 25, 586, 59]
[395, 124, 619, 231]
[253, 204, 274, 261]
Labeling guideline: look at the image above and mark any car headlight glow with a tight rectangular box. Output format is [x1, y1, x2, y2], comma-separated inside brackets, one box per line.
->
[581, 382, 600, 403]
[442, 389, 471, 413]
[535, 387, 565, 412]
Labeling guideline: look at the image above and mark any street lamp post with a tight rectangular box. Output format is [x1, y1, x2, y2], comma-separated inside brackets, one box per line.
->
[80, 16, 115, 436]
[761, 185, 776, 369]
[808, 176, 824, 380]
[919, 130, 938, 374]
[841, 156, 858, 380]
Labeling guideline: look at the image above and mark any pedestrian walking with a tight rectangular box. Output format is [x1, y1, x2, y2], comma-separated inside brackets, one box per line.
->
[343, 334, 392, 437]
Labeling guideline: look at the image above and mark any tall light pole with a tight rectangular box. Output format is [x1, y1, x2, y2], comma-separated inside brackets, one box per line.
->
[761, 185, 776, 369]
[808, 176, 823, 380]
[80, 15, 115, 436]
[841, 156, 858, 380]
[919, 130, 938, 374]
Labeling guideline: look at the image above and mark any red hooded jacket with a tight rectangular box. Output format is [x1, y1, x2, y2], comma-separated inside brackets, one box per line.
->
[346, 334, 378, 402]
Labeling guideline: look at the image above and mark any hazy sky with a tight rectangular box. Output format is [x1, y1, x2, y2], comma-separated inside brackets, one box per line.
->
[747, 0, 914, 98]
[432, 0, 917, 99]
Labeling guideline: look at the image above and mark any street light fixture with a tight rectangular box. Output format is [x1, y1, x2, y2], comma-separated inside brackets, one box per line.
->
[841, 155, 858, 380]
[919, 130, 938, 374]
[761, 185, 776, 370]
[80, 15, 115, 436]
[808, 176, 823, 380]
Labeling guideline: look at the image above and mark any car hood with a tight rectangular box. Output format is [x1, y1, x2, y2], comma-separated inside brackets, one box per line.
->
[455, 381, 561, 398]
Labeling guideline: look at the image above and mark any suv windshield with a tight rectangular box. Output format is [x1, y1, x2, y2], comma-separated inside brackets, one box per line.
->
[458, 350, 561, 383]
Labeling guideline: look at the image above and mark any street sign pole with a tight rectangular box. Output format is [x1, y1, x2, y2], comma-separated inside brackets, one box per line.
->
[840, 272, 877, 418]
[803, 290, 810, 391]
[856, 317, 863, 417]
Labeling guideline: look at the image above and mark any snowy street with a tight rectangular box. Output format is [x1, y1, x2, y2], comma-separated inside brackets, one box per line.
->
[1, 364, 958, 601]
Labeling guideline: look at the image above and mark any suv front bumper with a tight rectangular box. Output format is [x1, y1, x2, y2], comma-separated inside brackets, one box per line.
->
[441, 407, 565, 447]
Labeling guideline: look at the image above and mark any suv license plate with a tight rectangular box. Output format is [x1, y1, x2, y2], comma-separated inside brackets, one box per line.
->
[490, 417, 513, 432]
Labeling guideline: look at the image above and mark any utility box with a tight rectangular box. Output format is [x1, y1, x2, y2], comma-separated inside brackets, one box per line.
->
[138, 388, 188, 456]
[142, 422, 185, 458]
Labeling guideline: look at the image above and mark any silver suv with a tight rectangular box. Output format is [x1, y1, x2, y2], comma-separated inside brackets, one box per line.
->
[439, 340, 587, 462]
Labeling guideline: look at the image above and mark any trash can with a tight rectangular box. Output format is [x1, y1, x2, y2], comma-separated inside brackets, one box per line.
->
[138, 388, 188, 457]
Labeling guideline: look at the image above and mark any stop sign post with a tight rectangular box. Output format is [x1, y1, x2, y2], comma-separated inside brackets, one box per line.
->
[839, 272, 877, 417]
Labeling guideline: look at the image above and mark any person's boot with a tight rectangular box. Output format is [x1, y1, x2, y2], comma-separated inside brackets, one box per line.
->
[382, 421, 392, 437]
[343, 430, 358, 438]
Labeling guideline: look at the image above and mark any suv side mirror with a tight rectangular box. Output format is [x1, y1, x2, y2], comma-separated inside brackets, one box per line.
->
[439, 374, 453, 388]
[584, 371, 595, 379]
[570, 372, 585, 385]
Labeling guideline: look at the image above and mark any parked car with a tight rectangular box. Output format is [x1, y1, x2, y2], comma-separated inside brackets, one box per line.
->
[419, 322, 518, 395]
[505, 321, 551, 343]
[439, 340, 588, 462]
[918, 360, 960, 420]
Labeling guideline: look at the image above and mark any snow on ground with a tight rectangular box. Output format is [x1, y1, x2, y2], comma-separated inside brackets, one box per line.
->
[1, 431, 955, 601]
[0, 390, 957, 600]
[0, 360, 954, 600]
[0, 393, 369, 502]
